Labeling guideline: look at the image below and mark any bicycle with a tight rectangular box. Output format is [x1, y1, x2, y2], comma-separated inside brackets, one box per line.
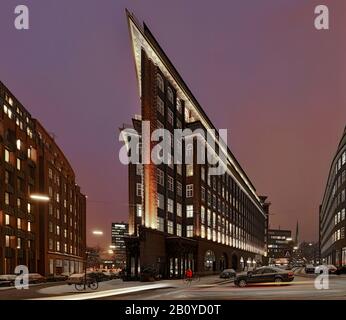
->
[75, 278, 99, 291]
[182, 274, 200, 286]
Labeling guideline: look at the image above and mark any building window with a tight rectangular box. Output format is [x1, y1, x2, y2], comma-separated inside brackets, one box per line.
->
[201, 206, 205, 224]
[167, 198, 174, 213]
[56, 241, 60, 252]
[177, 182, 182, 197]
[186, 164, 193, 177]
[4, 214, 10, 225]
[4, 149, 10, 163]
[167, 175, 174, 191]
[186, 184, 194, 198]
[201, 166, 205, 181]
[5, 235, 10, 247]
[167, 87, 174, 104]
[177, 164, 182, 175]
[157, 217, 164, 232]
[157, 193, 164, 209]
[16, 139, 21, 150]
[167, 220, 174, 234]
[167, 109, 174, 126]
[157, 74, 164, 91]
[49, 221, 53, 233]
[56, 225, 60, 236]
[201, 186, 205, 201]
[157, 169, 164, 186]
[136, 164, 143, 176]
[186, 205, 194, 218]
[186, 225, 194, 237]
[27, 221, 31, 232]
[17, 238, 21, 249]
[177, 223, 182, 236]
[136, 204, 142, 217]
[5, 192, 10, 205]
[157, 96, 164, 115]
[17, 218, 21, 229]
[136, 183, 143, 197]
[177, 203, 182, 217]
[16, 158, 21, 170]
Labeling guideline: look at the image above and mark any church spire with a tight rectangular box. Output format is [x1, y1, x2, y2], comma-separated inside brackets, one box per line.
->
[295, 220, 299, 246]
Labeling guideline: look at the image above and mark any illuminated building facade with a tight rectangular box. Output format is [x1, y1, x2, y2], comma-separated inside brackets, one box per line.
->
[124, 11, 269, 278]
[0, 81, 86, 276]
[320, 126, 346, 267]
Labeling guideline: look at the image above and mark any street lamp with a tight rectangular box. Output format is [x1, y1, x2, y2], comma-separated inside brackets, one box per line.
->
[29, 194, 50, 202]
[92, 230, 103, 236]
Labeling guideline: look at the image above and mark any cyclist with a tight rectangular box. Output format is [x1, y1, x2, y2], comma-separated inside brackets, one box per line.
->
[185, 268, 193, 283]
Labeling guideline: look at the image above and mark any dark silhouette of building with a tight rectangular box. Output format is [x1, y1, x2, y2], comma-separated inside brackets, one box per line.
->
[320, 126, 346, 267]
[123, 11, 269, 279]
[0, 81, 86, 276]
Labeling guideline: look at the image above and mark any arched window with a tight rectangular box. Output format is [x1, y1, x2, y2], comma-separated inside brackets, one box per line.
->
[204, 250, 215, 271]
[157, 74, 164, 92]
[167, 87, 174, 104]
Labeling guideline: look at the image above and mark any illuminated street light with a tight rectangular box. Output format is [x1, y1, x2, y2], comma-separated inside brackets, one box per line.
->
[309, 243, 313, 246]
[109, 245, 116, 249]
[92, 230, 103, 235]
[286, 237, 292, 241]
[293, 246, 298, 250]
[30, 194, 50, 202]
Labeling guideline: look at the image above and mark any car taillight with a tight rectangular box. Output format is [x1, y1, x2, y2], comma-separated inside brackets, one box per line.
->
[288, 272, 293, 276]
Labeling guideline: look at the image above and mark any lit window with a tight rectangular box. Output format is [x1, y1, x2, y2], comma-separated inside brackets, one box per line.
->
[186, 225, 194, 237]
[167, 220, 174, 234]
[157, 193, 164, 209]
[157, 217, 164, 232]
[5, 214, 10, 225]
[136, 204, 142, 217]
[186, 184, 194, 198]
[176, 223, 182, 236]
[186, 205, 194, 218]
[17, 238, 21, 249]
[5, 235, 10, 247]
[177, 182, 182, 197]
[5, 192, 10, 205]
[16, 158, 21, 170]
[177, 203, 182, 217]
[167, 175, 174, 191]
[186, 164, 193, 177]
[17, 218, 21, 229]
[28, 221, 31, 232]
[4, 149, 10, 163]
[56, 225, 60, 235]
[56, 241, 60, 252]
[157, 169, 164, 186]
[16, 139, 21, 150]
[136, 183, 143, 197]
[167, 198, 174, 213]
[17, 198, 21, 209]
[136, 164, 143, 176]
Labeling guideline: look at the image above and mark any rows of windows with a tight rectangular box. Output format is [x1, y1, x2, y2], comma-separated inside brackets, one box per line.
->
[334, 208, 346, 225]
[332, 227, 345, 243]
[4, 235, 33, 249]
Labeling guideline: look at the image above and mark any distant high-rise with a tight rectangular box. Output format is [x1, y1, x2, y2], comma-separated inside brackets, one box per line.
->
[320, 126, 346, 267]
[111, 222, 128, 268]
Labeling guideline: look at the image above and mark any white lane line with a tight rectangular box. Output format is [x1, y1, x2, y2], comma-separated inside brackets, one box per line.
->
[31, 283, 172, 300]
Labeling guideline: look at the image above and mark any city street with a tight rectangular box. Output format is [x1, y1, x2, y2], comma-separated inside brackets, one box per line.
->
[0, 269, 345, 300]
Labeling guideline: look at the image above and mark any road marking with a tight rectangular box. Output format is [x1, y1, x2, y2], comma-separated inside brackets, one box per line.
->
[31, 283, 172, 300]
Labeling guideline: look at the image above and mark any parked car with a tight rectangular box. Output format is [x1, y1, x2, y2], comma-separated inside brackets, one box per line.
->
[46, 274, 69, 282]
[140, 266, 161, 282]
[0, 275, 16, 287]
[28, 273, 46, 284]
[67, 273, 85, 285]
[336, 266, 346, 275]
[234, 266, 294, 287]
[305, 264, 315, 274]
[314, 264, 337, 275]
[219, 269, 236, 279]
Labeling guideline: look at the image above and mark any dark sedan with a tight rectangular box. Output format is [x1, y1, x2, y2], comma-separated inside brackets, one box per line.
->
[220, 269, 236, 279]
[234, 267, 294, 287]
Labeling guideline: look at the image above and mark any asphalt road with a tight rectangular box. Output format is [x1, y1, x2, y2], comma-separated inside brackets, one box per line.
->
[0, 270, 345, 300]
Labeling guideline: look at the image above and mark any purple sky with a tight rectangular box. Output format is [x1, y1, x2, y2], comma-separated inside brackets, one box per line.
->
[1, 0, 345, 247]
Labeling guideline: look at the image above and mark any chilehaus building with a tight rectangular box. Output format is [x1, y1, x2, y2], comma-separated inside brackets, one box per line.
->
[123, 11, 270, 279]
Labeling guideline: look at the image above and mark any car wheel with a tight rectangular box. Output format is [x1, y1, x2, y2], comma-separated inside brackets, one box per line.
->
[238, 279, 247, 287]
[275, 278, 282, 284]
